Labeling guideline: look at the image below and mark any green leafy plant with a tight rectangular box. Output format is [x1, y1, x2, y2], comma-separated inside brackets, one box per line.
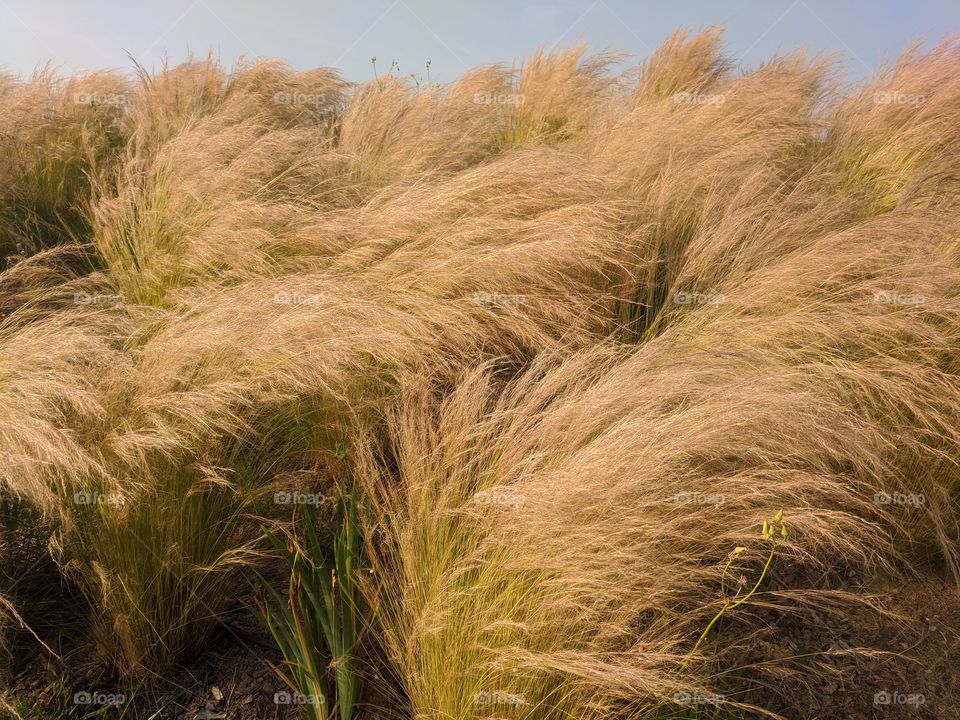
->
[255, 487, 364, 720]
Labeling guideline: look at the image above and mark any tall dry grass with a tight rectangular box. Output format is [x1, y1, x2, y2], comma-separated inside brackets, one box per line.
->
[0, 26, 958, 719]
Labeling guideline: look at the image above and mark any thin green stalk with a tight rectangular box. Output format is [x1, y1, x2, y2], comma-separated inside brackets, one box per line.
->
[683, 512, 789, 667]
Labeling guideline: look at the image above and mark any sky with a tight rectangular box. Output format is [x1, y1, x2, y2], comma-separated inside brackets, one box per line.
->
[1, 0, 958, 84]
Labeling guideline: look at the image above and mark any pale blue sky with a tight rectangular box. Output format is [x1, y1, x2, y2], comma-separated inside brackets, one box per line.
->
[1, 1, 958, 83]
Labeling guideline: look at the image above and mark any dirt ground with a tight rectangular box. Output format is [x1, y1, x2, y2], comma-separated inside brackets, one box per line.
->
[740, 565, 960, 720]
[5, 552, 959, 719]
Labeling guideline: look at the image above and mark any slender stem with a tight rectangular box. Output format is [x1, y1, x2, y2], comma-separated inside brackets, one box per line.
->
[728, 543, 777, 611]
[685, 540, 779, 664]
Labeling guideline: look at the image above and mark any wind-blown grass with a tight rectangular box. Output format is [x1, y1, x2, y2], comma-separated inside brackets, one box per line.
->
[0, 26, 958, 720]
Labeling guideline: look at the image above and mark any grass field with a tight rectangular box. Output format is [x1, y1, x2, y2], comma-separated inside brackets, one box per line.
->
[1, 27, 959, 719]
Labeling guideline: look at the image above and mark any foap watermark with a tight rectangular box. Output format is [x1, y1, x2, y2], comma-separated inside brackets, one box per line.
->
[874, 290, 925, 306]
[874, 690, 925, 706]
[472, 291, 526, 307]
[74, 292, 124, 306]
[274, 290, 325, 306]
[74, 92, 129, 108]
[274, 491, 326, 506]
[73, 491, 125, 507]
[472, 489, 525, 508]
[874, 491, 925, 508]
[673, 491, 725, 507]
[874, 91, 925, 108]
[673, 290, 725, 306]
[474, 690, 527, 706]
[273, 91, 327, 107]
[274, 691, 324, 706]
[74, 691, 125, 707]
[672, 91, 725, 106]
[674, 690, 723, 707]
[473, 90, 525, 106]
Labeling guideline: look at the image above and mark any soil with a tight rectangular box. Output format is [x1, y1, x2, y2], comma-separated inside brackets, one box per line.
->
[4, 542, 958, 719]
[736, 565, 960, 720]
